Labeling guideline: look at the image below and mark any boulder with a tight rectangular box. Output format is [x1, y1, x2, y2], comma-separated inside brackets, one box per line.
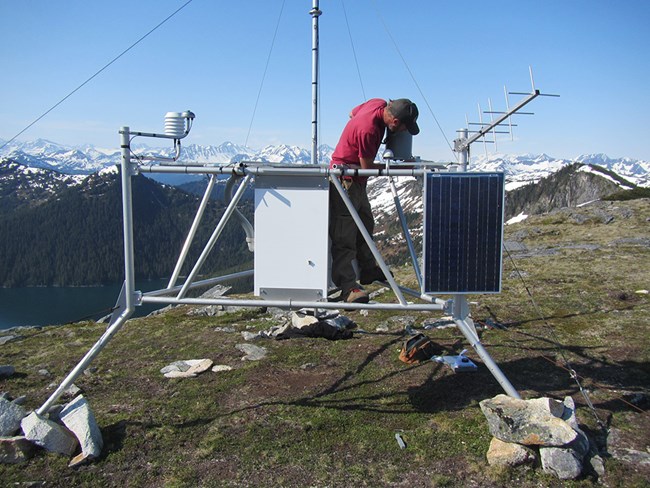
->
[540, 446, 583, 480]
[0, 396, 27, 436]
[60, 395, 103, 460]
[479, 394, 578, 446]
[21, 412, 78, 456]
[486, 437, 536, 467]
[0, 436, 35, 464]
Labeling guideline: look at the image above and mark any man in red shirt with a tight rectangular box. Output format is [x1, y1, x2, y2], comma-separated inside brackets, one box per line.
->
[329, 98, 420, 303]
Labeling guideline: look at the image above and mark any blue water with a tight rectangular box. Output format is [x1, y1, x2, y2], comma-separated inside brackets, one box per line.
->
[0, 280, 169, 330]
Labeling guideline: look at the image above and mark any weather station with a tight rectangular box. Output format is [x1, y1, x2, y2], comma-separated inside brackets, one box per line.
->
[37, 0, 557, 417]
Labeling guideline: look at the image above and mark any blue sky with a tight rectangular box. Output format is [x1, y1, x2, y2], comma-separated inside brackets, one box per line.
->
[1, 0, 649, 162]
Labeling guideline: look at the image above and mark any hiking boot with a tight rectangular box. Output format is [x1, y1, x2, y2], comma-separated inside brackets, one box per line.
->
[360, 267, 389, 285]
[342, 288, 369, 304]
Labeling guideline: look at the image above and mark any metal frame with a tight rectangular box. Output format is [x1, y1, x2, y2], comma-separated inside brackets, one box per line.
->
[36, 134, 523, 415]
[36, 2, 563, 415]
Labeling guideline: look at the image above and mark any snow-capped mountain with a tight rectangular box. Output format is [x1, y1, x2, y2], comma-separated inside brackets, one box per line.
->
[0, 139, 335, 175]
[469, 152, 649, 189]
[1, 138, 647, 189]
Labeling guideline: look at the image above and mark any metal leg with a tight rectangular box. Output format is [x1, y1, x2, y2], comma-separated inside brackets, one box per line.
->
[452, 295, 520, 398]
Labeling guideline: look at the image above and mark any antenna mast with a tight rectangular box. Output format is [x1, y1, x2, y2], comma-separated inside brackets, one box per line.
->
[310, 1, 322, 165]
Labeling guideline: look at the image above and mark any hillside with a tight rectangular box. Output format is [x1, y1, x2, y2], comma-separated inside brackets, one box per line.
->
[0, 160, 253, 286]
[504, 163, 637, 219]
[1, 198, 648, 487]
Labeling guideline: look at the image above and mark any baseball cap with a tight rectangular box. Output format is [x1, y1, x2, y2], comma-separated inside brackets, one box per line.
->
[389, 99, 420, 135]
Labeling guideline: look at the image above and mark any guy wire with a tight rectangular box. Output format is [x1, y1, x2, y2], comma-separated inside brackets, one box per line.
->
[369, 0, 457, 161]
[0, 0, 195, 152]
[502, 245, 610, 430]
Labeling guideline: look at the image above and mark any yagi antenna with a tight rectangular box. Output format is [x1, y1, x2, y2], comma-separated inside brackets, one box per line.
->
[454, 67, 559, 170]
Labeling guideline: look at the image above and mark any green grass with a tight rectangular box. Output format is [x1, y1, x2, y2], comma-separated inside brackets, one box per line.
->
[1, 199, 649, 487]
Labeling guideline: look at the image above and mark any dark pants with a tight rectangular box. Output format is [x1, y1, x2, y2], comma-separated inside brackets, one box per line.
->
[329, 180, 377, 294]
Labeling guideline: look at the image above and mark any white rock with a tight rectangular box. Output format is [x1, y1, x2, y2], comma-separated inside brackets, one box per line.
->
[486, 437, 536, 467]
[211, 365, 233, 373]
[60, 395, 103, 459]
[291, 311, 319, 329]
[21, 412, 78, 456]
[161, 359, 213, 378]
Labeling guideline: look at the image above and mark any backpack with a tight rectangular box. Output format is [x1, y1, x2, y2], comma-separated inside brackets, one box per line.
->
[399, 333, 440, 364]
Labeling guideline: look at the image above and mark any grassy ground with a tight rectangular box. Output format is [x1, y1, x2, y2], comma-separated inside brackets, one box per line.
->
[1, 199, 649, 487]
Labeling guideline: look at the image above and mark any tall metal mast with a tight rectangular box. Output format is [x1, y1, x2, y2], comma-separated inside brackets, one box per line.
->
[310, 1, 321, 165]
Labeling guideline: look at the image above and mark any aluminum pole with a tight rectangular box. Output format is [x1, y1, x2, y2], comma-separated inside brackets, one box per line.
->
[310, 1, 321, 165]
[167, 174, 216, 288]
[119, 127, 137, 309]
[388, 177, 423, 288]
[177, 174, 253, 298]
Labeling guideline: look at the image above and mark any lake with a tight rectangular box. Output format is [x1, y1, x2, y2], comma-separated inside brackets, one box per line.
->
[0, 281, 169, 330]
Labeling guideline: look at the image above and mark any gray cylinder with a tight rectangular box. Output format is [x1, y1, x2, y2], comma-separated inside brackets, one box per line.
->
[385, 131, 413, 161]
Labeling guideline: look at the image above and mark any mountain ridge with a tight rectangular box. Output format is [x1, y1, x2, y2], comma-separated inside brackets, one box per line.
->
[1, 138, 648, 188]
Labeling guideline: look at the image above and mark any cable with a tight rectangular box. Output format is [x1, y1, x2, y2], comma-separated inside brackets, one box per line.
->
[0, 0, 195, 152]
[369, 0, 457, 161]
[341, 0, 366, 101]
[502, 245, 610, 430]
[244, 0, 286, 148]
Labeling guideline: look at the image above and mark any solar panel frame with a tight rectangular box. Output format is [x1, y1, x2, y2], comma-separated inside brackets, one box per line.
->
[422, 172, 505, 294]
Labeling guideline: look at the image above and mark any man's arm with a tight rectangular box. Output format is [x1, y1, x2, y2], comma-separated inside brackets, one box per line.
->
[359, 156, 384, 171]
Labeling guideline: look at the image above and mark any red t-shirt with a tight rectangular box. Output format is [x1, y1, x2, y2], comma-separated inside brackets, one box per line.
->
[330, 98, 386, 169]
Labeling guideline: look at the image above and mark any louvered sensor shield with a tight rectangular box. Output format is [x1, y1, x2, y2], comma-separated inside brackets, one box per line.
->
[422, 172, 505, 294]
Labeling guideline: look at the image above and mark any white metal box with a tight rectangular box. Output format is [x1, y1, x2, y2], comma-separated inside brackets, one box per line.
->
[254, 173, 330, 301]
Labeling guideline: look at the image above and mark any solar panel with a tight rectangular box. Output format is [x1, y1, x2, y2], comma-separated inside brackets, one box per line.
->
[422, 172, 505, 294]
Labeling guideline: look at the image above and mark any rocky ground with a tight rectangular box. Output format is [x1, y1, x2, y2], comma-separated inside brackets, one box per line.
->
[1, 198, 649, 487]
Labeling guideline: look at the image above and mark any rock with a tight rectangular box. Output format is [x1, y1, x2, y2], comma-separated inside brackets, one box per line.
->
[214, 326, 236, 333]
[291, 311, 319, 329]
[235, 343, 268, 361]
[0, 396, 27, 436]
[486, 437, 536, 467]
[0, 365, 16, 378]
[185, 359, 213, 375]
[540, 446, 584, 480]
[211, 365, 233, 373]
[11, 395, 26, 406]
[68, 451, 95, 468]
[146, 305, 174, 317]
[21, 412, 78, 456]
[62, 384, 82, 399]
[60, 395, 103, 460]
[608, 447, 650, 465]
[38, 369, 51, 376]
[161, 359, 213, 378]
[0, 436, 35, 464]
[0, 335, 20, 346]
[369, 287, 389, 299]
[479, 395, 578, 446]
[587, 452, 605, 478]
[199, 284, 231, 299]
[241, 331, 261, 341]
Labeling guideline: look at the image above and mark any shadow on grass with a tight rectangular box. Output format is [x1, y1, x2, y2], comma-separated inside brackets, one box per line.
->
[213, 337, 648, 421]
